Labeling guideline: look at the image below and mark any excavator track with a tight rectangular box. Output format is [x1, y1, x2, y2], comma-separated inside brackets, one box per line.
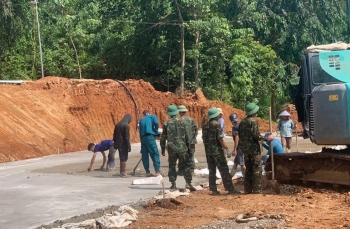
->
[265, 147, 350, 187]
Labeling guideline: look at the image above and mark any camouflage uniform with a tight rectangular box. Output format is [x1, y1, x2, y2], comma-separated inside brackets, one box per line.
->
[202, 119, 235, 193]
[239, 116, 264, 194]
[179, 115, 198, 170]
[160, 117, 192, 186]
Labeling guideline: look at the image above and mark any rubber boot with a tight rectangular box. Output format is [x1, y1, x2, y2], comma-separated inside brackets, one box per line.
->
[120, 162, 130, 178]
[170, 182, 177, 191]
[185, 182, 197, 192]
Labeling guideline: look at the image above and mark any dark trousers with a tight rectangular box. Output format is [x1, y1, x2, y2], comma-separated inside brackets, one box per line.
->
[118, 146, 128, 162]
[244, 154, 262, 194]
[178, 144, 196, 172]
[168, 151, 192, 184]
[206, 153, 234, 192]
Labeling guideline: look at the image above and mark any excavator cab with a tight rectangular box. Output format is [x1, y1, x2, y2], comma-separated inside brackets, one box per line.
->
[295, 48, 350, 145]
[265, 45, 350, 187]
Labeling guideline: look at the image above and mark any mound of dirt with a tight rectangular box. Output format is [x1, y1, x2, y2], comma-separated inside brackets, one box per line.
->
[0, 77, 272, 163]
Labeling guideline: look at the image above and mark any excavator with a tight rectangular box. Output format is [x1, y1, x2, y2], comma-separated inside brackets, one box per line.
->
[265, 43, 350, 187]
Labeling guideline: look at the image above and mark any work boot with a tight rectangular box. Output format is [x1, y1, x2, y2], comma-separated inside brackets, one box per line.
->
[169, 183, 177, 191]
[185, 182, 197, 192]
[120, 162, 130, 178]
[211, 190, 220, 195]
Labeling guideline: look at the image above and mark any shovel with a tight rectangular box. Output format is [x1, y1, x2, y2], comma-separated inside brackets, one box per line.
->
[296, 124, 299, 153]
[132, 158, 142, 176]
[269, 107, 280, 194]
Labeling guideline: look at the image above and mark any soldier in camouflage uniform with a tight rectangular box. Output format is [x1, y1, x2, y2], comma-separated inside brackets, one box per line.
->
[202, 107, 240, 195]
[238, 103, 265, 194]
[160, 105, 196, 191]
[177, 105, 198, 175]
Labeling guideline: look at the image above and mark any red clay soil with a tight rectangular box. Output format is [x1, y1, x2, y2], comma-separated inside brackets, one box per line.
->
[0, 77, 274, 163]
[129, 183, 350, 229]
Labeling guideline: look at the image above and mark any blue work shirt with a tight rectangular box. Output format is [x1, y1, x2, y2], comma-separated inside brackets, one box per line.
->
[277, 119, 295, 137]
[94, 140, 114, 153]
[139, 114, 160, 138]
[262, 139, 284, 155]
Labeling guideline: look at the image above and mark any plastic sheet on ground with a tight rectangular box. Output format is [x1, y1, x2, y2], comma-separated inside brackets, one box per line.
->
[332, 145, 347, 150]
[194, 166, 242, 179]
[153, 190, 190, 200]
[132, 175, 163, 185]
[231, 171, 243, 180]
[194, 168, 209, 176]
[96, 205, 139, 228]
[54, 205, 140, 229]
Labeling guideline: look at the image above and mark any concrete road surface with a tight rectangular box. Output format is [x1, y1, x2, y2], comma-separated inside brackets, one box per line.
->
[0, 134, 322, 229]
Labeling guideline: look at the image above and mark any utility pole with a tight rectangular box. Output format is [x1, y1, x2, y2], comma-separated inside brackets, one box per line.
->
[31, 0, 44, 78]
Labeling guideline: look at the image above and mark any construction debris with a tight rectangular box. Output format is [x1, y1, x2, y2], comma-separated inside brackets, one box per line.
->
[50, 205, 140, 229]
[131, 175, 163, 185]
[153, 190, 190, 200]
[235, 214, 258, 223]
[50, 219, 96, 229]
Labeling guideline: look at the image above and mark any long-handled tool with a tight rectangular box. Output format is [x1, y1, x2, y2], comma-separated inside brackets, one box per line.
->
[269, 107, 280, 194]
[296, 124, 299, 153]
[131, 158, 142, 176]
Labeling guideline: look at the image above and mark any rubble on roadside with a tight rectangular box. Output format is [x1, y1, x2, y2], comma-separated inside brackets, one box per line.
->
[47, 205, 139, 229]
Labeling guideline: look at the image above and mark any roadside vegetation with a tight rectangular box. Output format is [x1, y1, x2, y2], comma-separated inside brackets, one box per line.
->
[1, 0, 347, 119]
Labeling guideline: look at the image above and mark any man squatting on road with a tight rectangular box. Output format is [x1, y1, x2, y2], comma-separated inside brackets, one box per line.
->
[202, 107, 240, 195]
[139, 110, 161, 177]
[238, 103, 265, 194]
[87, 140, 116, 172]
[113, 114, 132, 178]
[229, 113, 246, 179]
[160, 105, 197, 191]
[177, 105, 198, 175]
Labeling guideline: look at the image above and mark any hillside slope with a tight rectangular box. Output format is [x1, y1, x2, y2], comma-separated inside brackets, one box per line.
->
[0, 77, 271, 163]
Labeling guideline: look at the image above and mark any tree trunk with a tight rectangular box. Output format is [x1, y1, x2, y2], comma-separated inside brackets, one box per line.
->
[174, 0, 185, 96]
[70, 36, 82, 79]
[193, 7, 199, 88]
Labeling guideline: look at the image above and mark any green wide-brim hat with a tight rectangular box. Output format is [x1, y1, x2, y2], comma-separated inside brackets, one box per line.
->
[246, 103, 259, 116]
[177, 105, 188, 112]
[166, 105, 179, 116]
[207, 107, 221, 119]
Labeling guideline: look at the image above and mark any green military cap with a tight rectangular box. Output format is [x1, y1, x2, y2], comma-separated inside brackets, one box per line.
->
[246, 103, 259, 116]
[166, 105, 179, 116]
[177, 105, 188, 112]
[207, 107, 220, 119]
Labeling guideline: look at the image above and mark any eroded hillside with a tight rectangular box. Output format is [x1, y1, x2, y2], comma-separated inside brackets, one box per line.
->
[0, 77, 272, 163]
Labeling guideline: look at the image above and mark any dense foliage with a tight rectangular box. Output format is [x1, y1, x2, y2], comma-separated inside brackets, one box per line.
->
[0, 0, 347, 119]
